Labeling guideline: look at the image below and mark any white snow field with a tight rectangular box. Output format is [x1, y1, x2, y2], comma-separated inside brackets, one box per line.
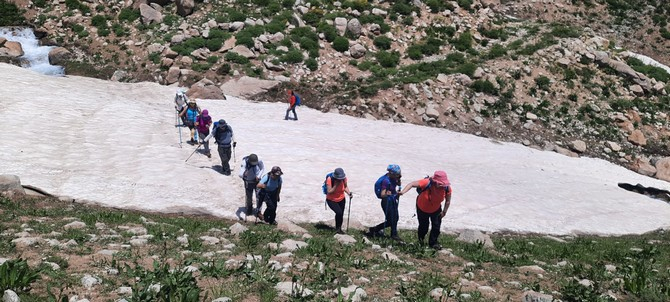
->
[1, 63, 669, 235]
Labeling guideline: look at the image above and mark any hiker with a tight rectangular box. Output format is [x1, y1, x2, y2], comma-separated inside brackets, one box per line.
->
[239, 153, 265, 215]
[399, 170, 452, 250]
[368, 164, 402, 241]
[256, 166, 283, 225]
[284, 90, 298, 121]
[179, 99, 201, 144]
[174, 89, 189, 125]
[325, 167, 352, 234]
[195, 109, 212, 158]
[204, 119, 236, 175]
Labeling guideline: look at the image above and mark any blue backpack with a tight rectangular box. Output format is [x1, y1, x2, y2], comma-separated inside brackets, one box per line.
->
[321, 173, 333, 194]
[294, 93, 301, 106]
[374, 175, 390, 199]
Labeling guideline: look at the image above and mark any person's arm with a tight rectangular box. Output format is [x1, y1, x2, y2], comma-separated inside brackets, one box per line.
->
[398, 180, 421, 195]
[326, 177, 336, 194]
[344, 179, 352, 197]
[256, 161, 265, 180]
[277, 180, 281, 201]
[380, 178, 391, 198]
[179, 107, 187, 117]
[440, 187, 452, 218]
[289, 95, 295, 108]
[257, 175, 268, 189]
[204, 128, 214, 142]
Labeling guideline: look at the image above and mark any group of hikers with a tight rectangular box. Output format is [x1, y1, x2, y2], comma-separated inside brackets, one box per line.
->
[174, 89, 452, 249]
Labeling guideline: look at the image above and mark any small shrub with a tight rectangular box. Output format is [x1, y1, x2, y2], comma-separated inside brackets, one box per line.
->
[376, 50, 400, 68]
[305, 58, 318, 71]
[486, 44, 507, 59]
[407, 45, 423, 60]
[332, 36, 349, 52]
[217, 64, 231, 75]
[317, 22, 338, 42]
[282, 49, 304, 64]
[224, 52, 250, 64]
[0, 0, 26, 26]
[550, 24, 581, 38]
[471, 80, 498, 95]
[391, 0, 414, 16]
[228, 10, 246, 22]
[118, 8, 140, 23]
[457, 0, 473, 10]
[453, 31, 473, 51]
[535, 76, 551, 91]
[302, 10, 323, 26]
[33, 0, 47, 7]
[373, 36, 392, 50]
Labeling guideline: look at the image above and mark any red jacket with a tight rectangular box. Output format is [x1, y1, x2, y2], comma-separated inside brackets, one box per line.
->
[289, 94, 296, 107]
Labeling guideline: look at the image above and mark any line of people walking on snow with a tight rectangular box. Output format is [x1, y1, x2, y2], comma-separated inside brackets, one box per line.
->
[174, 89, 452, 249]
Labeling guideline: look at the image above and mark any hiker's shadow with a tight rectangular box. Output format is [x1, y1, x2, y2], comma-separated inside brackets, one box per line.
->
[314, 222, 335, 231]
[235, 207, 248, 220]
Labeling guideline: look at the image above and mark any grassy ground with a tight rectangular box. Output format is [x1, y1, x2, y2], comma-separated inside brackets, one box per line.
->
[0, 196, 668, 301]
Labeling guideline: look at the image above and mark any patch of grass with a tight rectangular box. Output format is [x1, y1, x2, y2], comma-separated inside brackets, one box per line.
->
[0, 0, 26, 26]
[332, 36, 349, 52]
[0, 259, 40, 293]
[627, 57, 670, 83]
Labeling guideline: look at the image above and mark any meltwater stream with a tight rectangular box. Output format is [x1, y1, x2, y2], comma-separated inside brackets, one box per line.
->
[0, 27, 64, 75]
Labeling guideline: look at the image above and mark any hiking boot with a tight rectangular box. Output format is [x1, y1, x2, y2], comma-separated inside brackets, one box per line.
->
[430, 243, 442, 250]
[205, 152, 211, 158]
[256, 212, 264, 221]
[391, 235, 403, 242]
[336, 229, 345, 234]
[269, 221, 278, 225]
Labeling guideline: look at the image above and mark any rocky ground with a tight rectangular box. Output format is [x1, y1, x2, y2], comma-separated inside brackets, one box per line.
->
[1, 190, 669, 302]
[1, 0, 670, 183]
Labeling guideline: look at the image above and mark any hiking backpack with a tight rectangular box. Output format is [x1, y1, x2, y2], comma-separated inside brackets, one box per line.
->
[294, 93, 301, 106]
[374, 175, 390, 199]
[416, 176, 432, 195]
[321, 173, 333, 194]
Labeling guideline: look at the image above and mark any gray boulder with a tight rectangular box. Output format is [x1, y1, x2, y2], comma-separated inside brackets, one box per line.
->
[189, 78, 226, 100]
[176, 0, 195, 16]
[0, 175, 25, 197]
[139, 4, 163, 24]
[346, 18, 362, 38]
[349, 44, 366, 59]
[456, 229, 494, 248]
[48, 47, 71, 65]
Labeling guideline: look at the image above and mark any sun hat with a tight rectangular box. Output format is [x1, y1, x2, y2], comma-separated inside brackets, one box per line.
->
[248, 154, 259, 165]
[333, 168, 346, 180]
[202, 109, 209, 117]
[432, 170, 450, 186]
[217, 119, 226, 127]
[188, 99, 196, 104]
[387, 164, 401, 175]
[271, 166, 283, 176]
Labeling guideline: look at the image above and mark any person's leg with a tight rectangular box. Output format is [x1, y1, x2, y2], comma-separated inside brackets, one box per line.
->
[326, 199, 345, 232]
[416, 206, 430, 245]
[222, 147, 232, 174]
[244, 181, 258, 215]
[285, 108, 290, 120]
[390, 199, 399, 238]
[217, 145, 226, 171]
[256, 190, 266, 217]
[199, 131, 210, 155]
[291, 107, 298, 120]
[428, 209, 443, 248]
[264, 191, 278, 224]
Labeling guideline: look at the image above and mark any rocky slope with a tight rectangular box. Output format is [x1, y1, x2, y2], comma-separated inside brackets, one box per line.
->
[2, 0, 670, 183]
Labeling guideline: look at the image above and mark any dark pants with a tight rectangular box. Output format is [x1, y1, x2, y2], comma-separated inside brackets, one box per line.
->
[244, 180, 259, 214]
[198, 129, 210, 154]
[326, 198, 346, 231]
[417, 206, 442, 246]
[371, 197, 399, 236]
[217, 145, 231, 174]
[258, 189, 278, 223]
[285, 106, 297, 120]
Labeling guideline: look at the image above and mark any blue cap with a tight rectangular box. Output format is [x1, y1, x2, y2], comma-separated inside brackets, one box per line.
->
[387, 164, 401, 175]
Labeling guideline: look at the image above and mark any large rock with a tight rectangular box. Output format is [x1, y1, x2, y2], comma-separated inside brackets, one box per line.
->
[632, 159, 656, 177]
[456, 229, 494, 248]
[655, 157, 670, 182]
[3, 290, 19, 302]
[189, 78, 226, 100]
[334, 17, 348, 36]
[569, 140, 587, 153]
[219, 76, 280, 99]
[0, 41, 24, 57]
[349, 44, 366, 59]
[139, 3, 163, 24]
[522, 290, 553, 302]
[230, 45, 256, 59]
[0, 175, 25, 197]
[165, 66, 181, 84]
[627, 129, 647, 146]
[346, 18, 362, 38]
[48, 47, 71, 65]
[175, 0, 195, 16]
[275, 282, 313, 297]
[280, 239, 308, 252]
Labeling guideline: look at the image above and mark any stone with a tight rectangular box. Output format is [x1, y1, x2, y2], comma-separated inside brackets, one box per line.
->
[633, 159, 656, 177]
[263, 60, 285, 72]
[176, 0, 195, 16]
[117, 286, 132, 295]
[518, 265, 545, 275]
[229, 21, 245, 31]
[219, 76, 280, 99]
[525, 112, 538, 121]
[166, 66, 181, 84]
[275, 281, 313, 297]
[230, 45, 256, 58]
[605, 141, 621, 152]
[522, 290, 553, 302]
[11, 237, 41, 248]
[429, 288, 448, 300]
[229, 223, 248, 236]
[569, 140, 587, 153]
[334, 234, 357, 245]
[280, 239, 308, 252]
[189, 78, 226, 100]
[3, 290, 19, 302]
[627, 129, 647, 146]
[0, 175, 25, 197]
[346, 18, 362, 38]
[200, 236, 220, 245]
[473, 67, 485, 79]
[456, 229, 494, 248]
[211, 298, 232, 302]
[629, 84, 644, 95]
[139, 3, 163, 24]
[381, 252, 402, 263]
[555, 146, 579, 158]
[81, 274, 101, 289]
[48, 47, 71, 65]
[63, 221, 86, 230]
[349, 44, 366, 59]
[110, 70, 129, 82]
[654, 157, 670, 182]
[336, 285, 367, 302]
[97, 249, 119, 256]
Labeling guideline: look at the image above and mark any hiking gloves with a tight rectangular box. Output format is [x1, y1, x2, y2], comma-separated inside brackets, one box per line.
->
[233, 142, 237, 147]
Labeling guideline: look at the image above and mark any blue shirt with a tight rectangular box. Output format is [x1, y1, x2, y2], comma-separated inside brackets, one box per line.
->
[381, 176, 398, 195]
[260, 174, 282, 192]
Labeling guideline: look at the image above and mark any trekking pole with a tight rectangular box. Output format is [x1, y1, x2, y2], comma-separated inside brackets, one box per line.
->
[184, 143, 201, 162]
[347, 194, 354, 231]
[233, 144, 237, 162]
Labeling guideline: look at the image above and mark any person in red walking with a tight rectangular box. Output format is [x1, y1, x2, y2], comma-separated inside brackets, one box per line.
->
[325, 168, 352, 234]
[284, 90, 299, 121]
[399, 170, 452, 249]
